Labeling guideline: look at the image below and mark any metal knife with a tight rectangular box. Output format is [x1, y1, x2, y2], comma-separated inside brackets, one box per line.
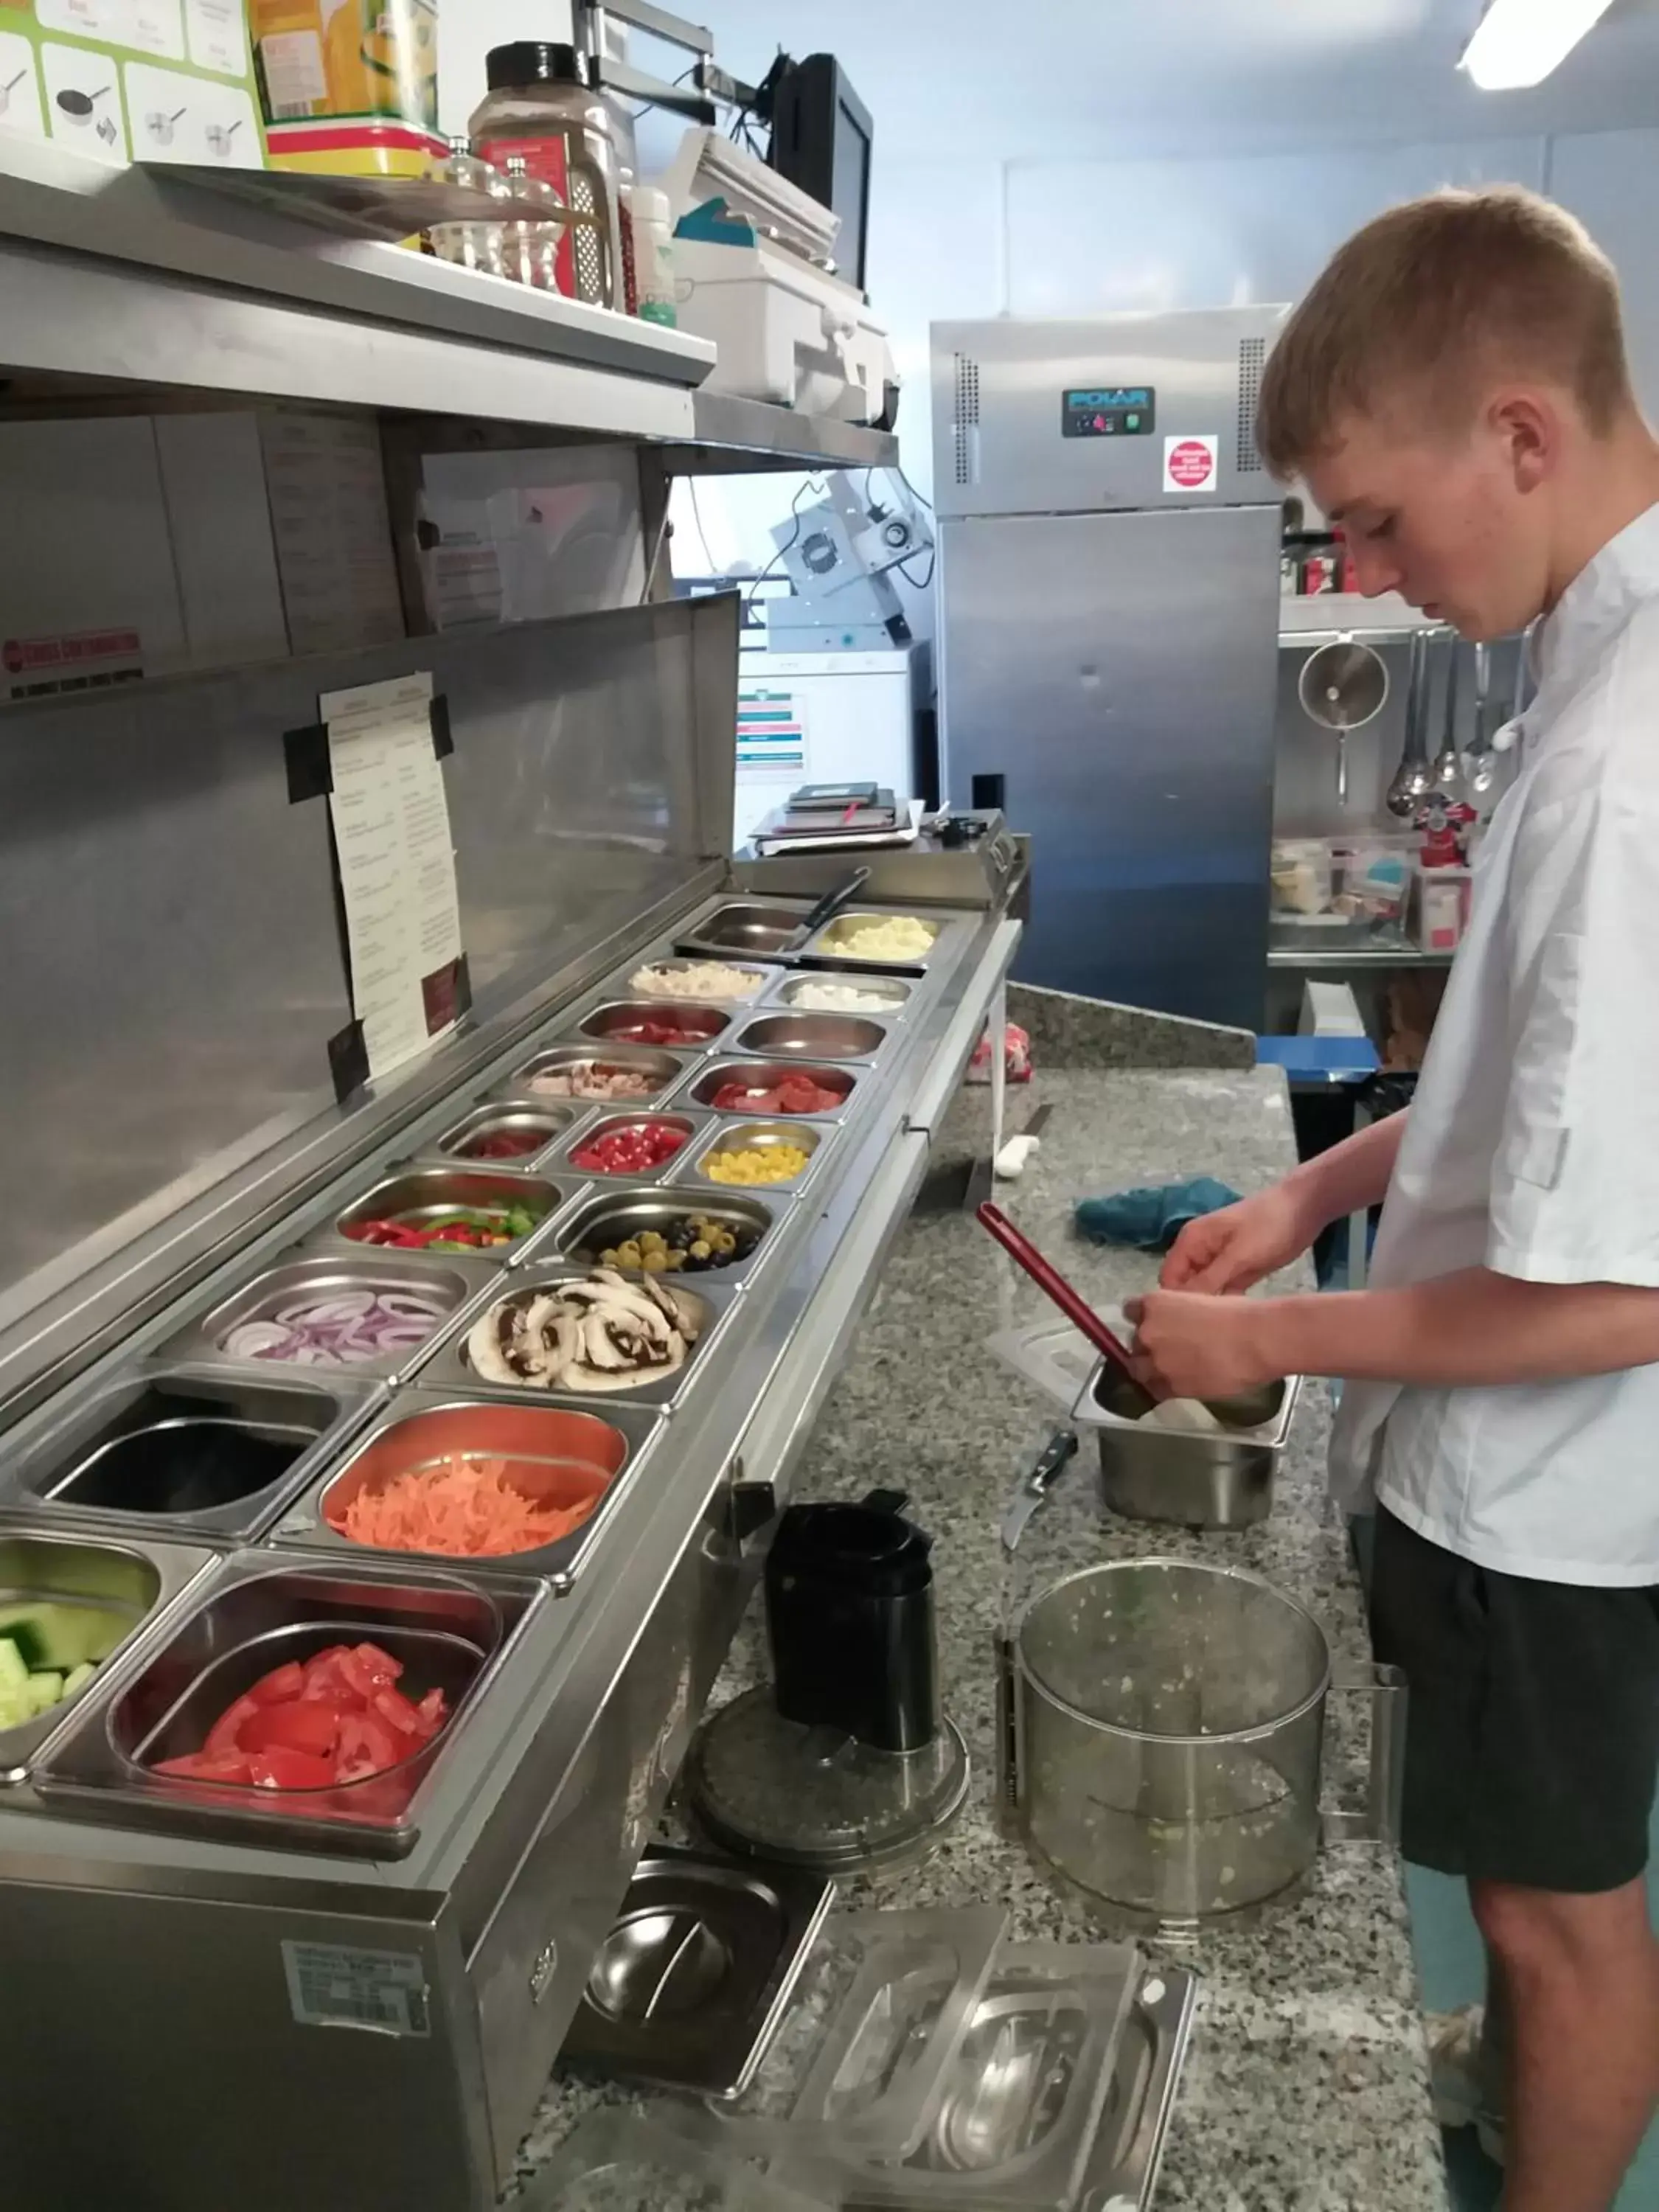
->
[1000, 1427, 1079, 1554]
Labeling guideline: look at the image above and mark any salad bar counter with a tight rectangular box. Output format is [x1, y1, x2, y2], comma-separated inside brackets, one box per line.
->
[0, 843, 1020, 2209]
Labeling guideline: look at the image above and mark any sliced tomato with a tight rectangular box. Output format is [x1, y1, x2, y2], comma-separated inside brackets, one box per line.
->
[372, 1686, 425, 1745]
[241, 1699, 341, 1759]
[338, 1642, 403, 1701]
[155, 1750, 254, 1785]
[335, 1711, 400, 1783]
[204, 1692, 262, 1759]
[299, 1645, 356, 1700]
[247, 1660, 306, 1706]
[415, 1688, 448, 1739]
[248, 1747, 338, 1792]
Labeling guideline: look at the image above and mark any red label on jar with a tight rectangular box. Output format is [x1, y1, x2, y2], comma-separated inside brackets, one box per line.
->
[477, 133, 579, 299]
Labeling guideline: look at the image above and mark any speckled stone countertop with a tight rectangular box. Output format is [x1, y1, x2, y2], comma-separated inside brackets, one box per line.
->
[508, 1064, 1446, 2211]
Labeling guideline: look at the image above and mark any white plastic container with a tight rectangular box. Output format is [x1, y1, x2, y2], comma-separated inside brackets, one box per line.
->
[627, 184, 677, 327]
[1411, 862, 1472, 954]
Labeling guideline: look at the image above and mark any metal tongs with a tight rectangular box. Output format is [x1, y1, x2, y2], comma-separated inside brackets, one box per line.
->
[976, 1200, 1158, 1418]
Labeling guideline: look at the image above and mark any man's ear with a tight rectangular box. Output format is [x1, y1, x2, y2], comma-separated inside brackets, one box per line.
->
[1489, 390, 1556, 493]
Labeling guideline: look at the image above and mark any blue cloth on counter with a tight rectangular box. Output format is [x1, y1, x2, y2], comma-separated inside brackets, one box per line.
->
[1075, 1177, 1241, 1253]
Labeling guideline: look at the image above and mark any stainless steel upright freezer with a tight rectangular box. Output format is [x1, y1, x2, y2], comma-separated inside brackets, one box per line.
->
[932, 307, 1287, 1028]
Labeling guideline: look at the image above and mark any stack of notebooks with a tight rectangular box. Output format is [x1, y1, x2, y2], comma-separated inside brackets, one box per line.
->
[751, 784, 920, 855]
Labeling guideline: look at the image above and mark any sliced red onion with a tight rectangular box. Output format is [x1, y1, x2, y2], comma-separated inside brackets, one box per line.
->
[223, 1287, 451, 1368]
[276, 1293, 376, 1328]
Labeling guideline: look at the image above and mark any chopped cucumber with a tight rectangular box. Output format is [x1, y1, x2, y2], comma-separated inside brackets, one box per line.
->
[25, 1671, 63, 1715]
[0, 1601, 125, 1669]
[63, 1663, 96, 1700]
[0, 1635, 30, 1689]
[0, 1684, 32, 1730]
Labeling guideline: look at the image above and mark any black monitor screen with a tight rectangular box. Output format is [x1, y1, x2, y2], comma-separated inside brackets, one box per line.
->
[770, 55, 873, 293]
[830, 96, 871, 288]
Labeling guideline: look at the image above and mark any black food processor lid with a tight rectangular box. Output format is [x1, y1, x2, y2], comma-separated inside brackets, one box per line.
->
[684, 1686, 970, 1871]
[485, 41, 583, 89]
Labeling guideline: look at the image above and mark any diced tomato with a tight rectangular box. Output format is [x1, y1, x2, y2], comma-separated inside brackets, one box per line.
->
[335, 1711, 400, 1783]
[248, 1747, 338, 1792]
[416, 1688, 448, 1739]
[204, 1692, 262, 1759]
[247, 1660, 306, 1706]
[241, 1699, 341, 1759]
[154, 1750, 256, 1784]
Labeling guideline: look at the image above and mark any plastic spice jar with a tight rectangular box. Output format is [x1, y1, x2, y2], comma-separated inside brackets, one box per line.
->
[467, 41, 620, 308]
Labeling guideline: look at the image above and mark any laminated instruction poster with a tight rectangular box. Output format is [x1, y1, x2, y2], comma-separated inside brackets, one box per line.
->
[0, 0, 265, 171]
[322, 670, 464, 1085]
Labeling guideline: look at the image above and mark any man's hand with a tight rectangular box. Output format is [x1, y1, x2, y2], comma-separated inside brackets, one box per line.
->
[1160, 1184, 1321, 1295]
[1123, 1289, 1276, 1402]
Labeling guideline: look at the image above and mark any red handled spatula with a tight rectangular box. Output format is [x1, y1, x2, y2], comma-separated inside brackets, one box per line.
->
[976, 1200, 1159, 1417]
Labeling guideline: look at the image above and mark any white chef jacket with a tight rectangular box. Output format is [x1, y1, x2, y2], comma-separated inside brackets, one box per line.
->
[1330, 501, 1659, 1586]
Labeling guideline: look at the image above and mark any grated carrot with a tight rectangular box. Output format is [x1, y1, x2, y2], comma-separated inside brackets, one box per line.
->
[338, 1455, 603, 1557]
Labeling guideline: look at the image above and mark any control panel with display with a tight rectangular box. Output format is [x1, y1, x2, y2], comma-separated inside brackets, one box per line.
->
[1061, 386, 1156, 439]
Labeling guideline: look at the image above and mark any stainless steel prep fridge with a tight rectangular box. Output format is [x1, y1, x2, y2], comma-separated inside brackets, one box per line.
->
[931, 307, 1287, 1028]
[0, 589, 1022, 2212]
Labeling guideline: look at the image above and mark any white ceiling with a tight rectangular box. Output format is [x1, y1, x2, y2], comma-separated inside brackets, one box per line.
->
[686, 0, 1659, 163]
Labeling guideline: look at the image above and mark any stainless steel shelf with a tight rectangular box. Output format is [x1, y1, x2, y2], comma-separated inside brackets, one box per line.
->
[1267, 945, 1453, 970]
[1278, 592, 1438, 648]
[669, 391, 899, 473]
[0, 138, 894, 471]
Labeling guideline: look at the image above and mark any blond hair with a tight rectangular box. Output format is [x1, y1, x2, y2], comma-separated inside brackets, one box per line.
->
[1256, 185, 1635, 476]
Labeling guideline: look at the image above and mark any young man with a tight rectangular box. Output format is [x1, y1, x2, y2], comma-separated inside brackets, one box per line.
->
[1126, 187, 1659, 2212]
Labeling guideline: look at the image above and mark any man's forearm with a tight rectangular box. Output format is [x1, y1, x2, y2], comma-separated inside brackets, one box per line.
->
[1284, 1110, 1407, 1232]
[1261, 1267, 1659, 1388]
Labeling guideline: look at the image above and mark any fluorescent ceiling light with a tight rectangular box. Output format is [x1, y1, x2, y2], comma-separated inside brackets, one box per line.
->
[1461, 0, 1618, 89]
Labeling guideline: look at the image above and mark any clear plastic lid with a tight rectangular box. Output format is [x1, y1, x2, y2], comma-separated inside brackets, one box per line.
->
[706, 1903, 1007, 2164]
[517, 2110, 828, 2211]
[771, 1938, 1142, 2208]
[984, 1317, 1107, 1422]
[685, 1685, 970, 1872]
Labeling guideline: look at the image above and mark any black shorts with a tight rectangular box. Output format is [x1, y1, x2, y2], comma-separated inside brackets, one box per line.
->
[1368, 1505, 1659, 1893]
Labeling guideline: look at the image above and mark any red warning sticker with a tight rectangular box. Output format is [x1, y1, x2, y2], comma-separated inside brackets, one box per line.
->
[1164, 435, 1219, 494]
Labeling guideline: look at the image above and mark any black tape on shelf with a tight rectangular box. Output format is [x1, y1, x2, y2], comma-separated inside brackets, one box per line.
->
[285, 722, 333, 803]
[327, 1020, 370, 1104]
[429, 694, 453, 759]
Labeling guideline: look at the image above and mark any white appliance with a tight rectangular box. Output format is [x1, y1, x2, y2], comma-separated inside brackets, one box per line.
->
[765, 473, 931, 653]
[658, 129, 896, 424]
[734, 647, 914, 848]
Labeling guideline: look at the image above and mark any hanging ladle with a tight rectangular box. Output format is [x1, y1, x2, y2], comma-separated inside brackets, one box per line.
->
[1385, 627, 1436, 818]
[1428, 630, 1464, 799]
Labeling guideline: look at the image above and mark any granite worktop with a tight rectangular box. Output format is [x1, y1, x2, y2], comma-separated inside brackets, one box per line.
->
[508, 1057, 1446, 2211]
